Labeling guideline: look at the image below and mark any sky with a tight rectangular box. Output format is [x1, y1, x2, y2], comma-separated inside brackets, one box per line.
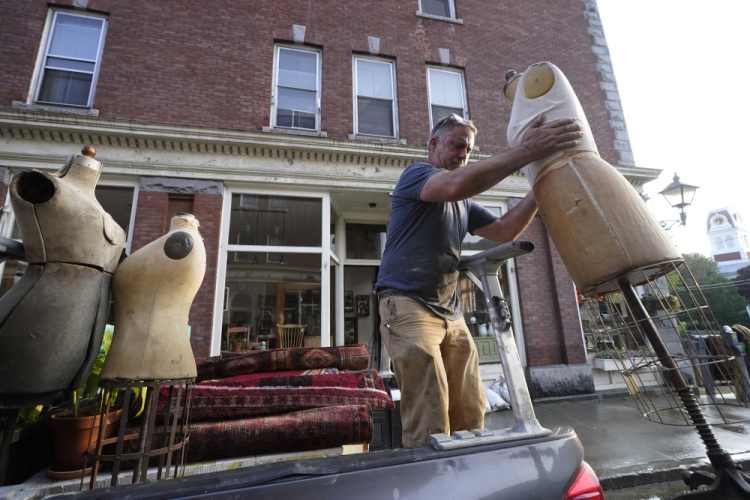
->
[595, 1, 750, 257]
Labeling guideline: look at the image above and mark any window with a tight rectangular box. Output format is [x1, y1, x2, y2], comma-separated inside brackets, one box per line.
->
[273, 47, 320, 130]
[427, 67, 467, 129]
[35, 11, 107, 108]
[354, 58, 396, 137]
[345, 223, 387, 260]
[419, 0, 455, 19]
[219, 191, 331, 355]
[463, 206, 502, 252]
[726, 236, 735, 248]
[716, 237, 725, 250]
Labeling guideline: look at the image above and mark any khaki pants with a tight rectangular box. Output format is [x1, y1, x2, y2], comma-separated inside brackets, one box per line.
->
[379, 295, 485, 447]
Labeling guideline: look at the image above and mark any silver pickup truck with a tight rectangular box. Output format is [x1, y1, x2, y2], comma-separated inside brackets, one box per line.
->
[64, 241, 603, 500]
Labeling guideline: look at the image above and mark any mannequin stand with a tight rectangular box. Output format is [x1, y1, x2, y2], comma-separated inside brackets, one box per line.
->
[81, 378, 193, 491]
[617, 280, 750, 498]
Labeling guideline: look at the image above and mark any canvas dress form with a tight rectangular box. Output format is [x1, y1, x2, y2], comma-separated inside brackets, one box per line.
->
[506, 62, 681, 296]
[101, 214, 205, 381]
[0, 151, 126, 407]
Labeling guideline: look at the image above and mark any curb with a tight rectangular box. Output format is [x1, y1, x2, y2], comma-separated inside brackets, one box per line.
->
[599, 453, 750, 491]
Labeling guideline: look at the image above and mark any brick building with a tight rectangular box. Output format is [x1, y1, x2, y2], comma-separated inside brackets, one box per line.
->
[0, 0, 661, 396]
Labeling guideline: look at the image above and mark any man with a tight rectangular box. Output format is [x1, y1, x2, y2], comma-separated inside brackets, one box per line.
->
[375, 113, 583, 447]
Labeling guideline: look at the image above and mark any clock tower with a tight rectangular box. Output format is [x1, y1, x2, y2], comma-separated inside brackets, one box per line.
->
[707, 207, 750, 272]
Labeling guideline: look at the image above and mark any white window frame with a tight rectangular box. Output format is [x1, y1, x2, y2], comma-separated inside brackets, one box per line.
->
[32, 9, 108, 109]
[418, 0, 456, 20]
[352, 56, 398, 139]
[271, 45, 322, 132]
[213, 186, 332, 355]
[426, 66, 469, 131]
[459, 200, 527, 366]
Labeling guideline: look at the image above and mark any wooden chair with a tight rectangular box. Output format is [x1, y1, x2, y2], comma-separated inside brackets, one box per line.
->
[276, 324, 305, 348]
[227, 326, 249, 351]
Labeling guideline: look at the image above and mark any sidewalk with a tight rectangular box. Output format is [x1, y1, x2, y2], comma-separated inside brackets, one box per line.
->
[485, 395, 750, 496]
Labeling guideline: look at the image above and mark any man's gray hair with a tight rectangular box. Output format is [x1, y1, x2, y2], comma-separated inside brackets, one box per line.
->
[429, 113, 477, 142]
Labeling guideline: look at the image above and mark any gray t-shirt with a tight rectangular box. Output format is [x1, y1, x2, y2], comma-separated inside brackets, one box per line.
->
[375, 162, 500, 320]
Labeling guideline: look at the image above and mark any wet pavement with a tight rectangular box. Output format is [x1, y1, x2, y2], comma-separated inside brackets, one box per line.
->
[484, 395, 750, 498]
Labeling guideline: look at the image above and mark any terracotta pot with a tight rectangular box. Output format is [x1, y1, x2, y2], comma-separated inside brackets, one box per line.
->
[48, 405, 122, 477]
[232, 341, 244, 352]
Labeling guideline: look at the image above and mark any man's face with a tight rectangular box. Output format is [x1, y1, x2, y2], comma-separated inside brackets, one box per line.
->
[428, 125, 475, 171]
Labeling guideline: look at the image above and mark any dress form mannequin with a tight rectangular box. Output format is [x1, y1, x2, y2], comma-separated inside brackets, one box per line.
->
[101, 214, 205, 381]
[504, 63, 681, 296]
[0, 146, 126, 407]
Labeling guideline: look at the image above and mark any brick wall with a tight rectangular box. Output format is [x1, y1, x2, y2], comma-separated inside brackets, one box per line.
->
[0, 0, 620, 164]
[515, 216, 587, 367]
[130, 187, 222, 358]
[189, 193, 222, 358]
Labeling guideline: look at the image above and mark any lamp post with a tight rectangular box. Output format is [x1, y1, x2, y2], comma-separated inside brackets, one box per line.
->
[657, 173, 699, 229]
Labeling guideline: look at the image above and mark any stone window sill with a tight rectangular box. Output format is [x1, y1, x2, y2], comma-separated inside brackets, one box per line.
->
[262, 126, 327, 138]
[347, 134, 406, 145]
[12, 101, 99, 117]
[415, 11, 463, 24]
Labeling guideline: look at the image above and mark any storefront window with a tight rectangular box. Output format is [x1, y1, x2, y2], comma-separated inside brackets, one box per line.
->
[229, 194, 322, 249]
[457, 263, 511, 363]
[580, 295, 631, 356]
[345, 223, 387, 260]
[222, 251, 322, 353]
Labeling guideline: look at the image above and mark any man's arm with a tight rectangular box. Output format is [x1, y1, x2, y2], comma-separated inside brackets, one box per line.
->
[473, 192, 538, 244]
[421, 115, 583, 202]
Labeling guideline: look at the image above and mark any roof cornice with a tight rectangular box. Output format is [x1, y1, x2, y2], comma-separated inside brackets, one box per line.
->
[0, 108, 661, 186]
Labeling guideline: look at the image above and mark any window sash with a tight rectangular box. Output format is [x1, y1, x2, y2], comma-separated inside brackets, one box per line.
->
[354, 58, 396, 137]
[420, 0, 454, 18]
[419, 0, 455, 19]
[274, 47, 320, 131]
[427, 67, 467, 129]
[36, 11, 106, 108]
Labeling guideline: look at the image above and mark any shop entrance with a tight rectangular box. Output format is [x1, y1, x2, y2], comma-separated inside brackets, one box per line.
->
[343, 265, 381, 368]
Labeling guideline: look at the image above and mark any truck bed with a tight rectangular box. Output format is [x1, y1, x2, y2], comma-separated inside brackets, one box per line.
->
[62, 427, 582, 499]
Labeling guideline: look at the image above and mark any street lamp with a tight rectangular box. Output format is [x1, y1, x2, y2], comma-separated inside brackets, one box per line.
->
[658, 173, 699, 229]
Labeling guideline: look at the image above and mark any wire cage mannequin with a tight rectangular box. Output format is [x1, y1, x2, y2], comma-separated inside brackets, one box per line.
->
[79, 378, 194, 491]
[581, 259, 750, 427]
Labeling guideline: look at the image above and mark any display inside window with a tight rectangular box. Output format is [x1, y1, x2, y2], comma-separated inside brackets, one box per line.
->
[229, 194, 322, 249]
[427, 68, 466, 126]
[355, 59, 395, 137]
[345, 223, 387, 260]
[457, 264, 512, 363]
[223, 252, 321, 353]
[36, 12, 106, 107]
[580, 294, 634, 356]
[275, 48, 318, 130]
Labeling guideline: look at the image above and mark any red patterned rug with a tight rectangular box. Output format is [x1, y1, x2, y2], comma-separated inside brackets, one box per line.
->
[185, 405, 372, 462]
[175, 370, 393, 421]
[207, 369, 387, 390]
[195, 345, 370, 383]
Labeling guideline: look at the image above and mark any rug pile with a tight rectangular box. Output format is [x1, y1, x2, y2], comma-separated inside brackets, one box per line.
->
[177, 345, 393, 461]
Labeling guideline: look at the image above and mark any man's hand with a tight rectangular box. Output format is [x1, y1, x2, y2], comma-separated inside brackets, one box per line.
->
[518, 115, 584, 162]
[420, 116, 583, 203]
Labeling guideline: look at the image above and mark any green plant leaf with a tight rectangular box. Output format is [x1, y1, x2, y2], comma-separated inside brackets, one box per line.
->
[131, 387, 148, 418]
[76, 328, 115, 402]
[18, 405, 43, 424]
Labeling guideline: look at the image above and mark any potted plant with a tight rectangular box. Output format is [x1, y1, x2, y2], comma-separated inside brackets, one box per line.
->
[231, 338, 245, 352]
[45, 328, 123, 480]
